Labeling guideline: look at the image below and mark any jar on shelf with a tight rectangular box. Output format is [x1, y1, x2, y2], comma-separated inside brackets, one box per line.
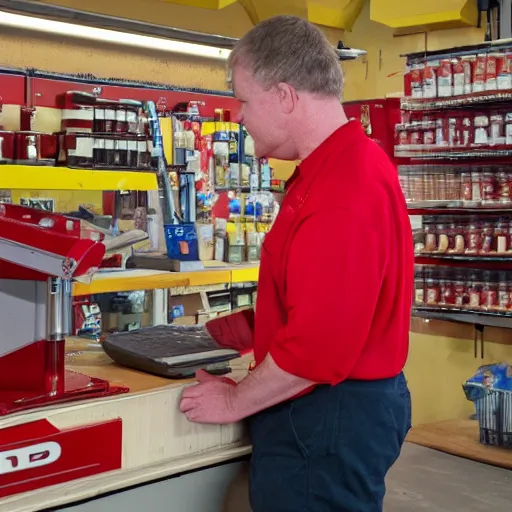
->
[480, 171, 496, 205]
[436, 173, 447, 201]
[445, 168, 459, 200]
[397, 130, 409, 146]
[104, 105, 117, 133]
[424, 172, 436, 201]
[137, 137, 151, 171]
[423, 223, 437, 252]
[508, 221, 512, 252]
[498, 276, 510, 310]
[461, 171, 472, 201]
[105, 138, 115, 167]
[490, 114, 505, 145]
[424, 128, 435, 146]
[465, 221, 482, 254]
[436, 223, 449, 252]
[126, 106, 139, 134]
[414, 272, 425, 305]
[435, 117, 447, 146]
[474, 114, 489, 145]
[448, 223, 466, 253]
[410, 170, 424, 202]
[467, 274, 481, 309]
[126, 136, 138, 169]
[410, 131, 423, 148]
[471, 171, 482, 203]
[115, 105, 129, 134]
[439, 278, 455, 306]
[0, 130, 15, 163]
[461, 117, 472, 147]
[505, 113, 512, 145]
[497, 171, 511, 203]
[115, 137, 128, 167]
[58, 132, 93, 168]
[495, 221, 508, 253]
[454, 277, 467, 307]
[480, 222, 494, 254]
[447, 117, 457, 147]
[93, 106, 106, 133]
[93, 136, 106, 167]
[426, 276, 440, 306]
[481, 274, 498, 311]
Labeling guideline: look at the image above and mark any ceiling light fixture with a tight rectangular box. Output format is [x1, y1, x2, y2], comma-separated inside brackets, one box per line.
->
[0, 10, 231, 60]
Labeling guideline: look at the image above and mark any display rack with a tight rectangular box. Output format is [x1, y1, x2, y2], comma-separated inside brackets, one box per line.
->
[72, 265, 259, 296]
[396, 42, 512, 329]
[0, 165, 158, 191]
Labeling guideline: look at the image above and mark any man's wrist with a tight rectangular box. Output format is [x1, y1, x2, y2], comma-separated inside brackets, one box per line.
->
[227, 381, 249, 422]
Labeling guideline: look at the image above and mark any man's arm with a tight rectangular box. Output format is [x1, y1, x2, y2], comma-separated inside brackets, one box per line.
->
[230, 353, 314, 418]
[180, 208, 387, 423]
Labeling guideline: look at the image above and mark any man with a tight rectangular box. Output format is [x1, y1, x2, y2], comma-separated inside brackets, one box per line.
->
[180, 14, 413, 512]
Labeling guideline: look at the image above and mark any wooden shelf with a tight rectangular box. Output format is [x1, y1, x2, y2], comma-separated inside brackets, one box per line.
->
[0, 165, 158, 191]
[407, 419, 512, 470]
[413, 307, 512, 329]
[231, 265, 259, 283]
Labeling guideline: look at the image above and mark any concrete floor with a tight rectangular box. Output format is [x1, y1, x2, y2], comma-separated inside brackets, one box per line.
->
[223, 442, 512, 511]
[385, 443, 512, 511]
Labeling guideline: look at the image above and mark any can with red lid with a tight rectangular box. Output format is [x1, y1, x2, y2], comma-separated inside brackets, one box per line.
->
[15, 131, 57, 165]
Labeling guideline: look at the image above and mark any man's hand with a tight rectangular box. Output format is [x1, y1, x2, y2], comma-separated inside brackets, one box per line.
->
[179, 370, 240, 424]
[180, 355, 315, 425]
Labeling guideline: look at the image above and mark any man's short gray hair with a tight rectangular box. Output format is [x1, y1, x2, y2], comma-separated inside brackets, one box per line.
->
[227, 15, 343, 99]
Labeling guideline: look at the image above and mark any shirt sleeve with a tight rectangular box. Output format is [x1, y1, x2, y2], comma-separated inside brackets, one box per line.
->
[269, 209, 387, 384]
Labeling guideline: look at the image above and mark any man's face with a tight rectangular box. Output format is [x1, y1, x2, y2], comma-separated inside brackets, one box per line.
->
[231, 64, 294, 160]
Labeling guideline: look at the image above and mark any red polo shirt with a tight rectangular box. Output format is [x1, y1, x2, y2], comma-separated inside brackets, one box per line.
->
[253, 120, 413, 384]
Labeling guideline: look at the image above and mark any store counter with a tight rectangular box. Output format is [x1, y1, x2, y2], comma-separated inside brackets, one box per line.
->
[0, 338, 251, 512]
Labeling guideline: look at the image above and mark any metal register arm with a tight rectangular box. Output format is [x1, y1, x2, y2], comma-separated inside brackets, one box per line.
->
[0, 204, 128, 415]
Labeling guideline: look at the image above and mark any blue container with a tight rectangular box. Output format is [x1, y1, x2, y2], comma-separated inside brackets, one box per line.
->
[164, 223, 199, 261]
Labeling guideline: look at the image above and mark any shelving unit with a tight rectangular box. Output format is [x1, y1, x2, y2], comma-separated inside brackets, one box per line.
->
[397, 43, 512, 328]
[73, 265, 259, 296]
[0, 165, 158, 191]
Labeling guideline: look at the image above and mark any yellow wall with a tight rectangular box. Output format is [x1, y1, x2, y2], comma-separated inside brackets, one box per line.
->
[406, 320, 512, 426]
[342, 0, 486, 101]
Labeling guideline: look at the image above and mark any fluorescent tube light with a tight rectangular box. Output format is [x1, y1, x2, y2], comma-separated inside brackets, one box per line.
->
[0, 10, 231, 60]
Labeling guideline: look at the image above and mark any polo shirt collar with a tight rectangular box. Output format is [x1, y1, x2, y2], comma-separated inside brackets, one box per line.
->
[298, 119, 365, 176]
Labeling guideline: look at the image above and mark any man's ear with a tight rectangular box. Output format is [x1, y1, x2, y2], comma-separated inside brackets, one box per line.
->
[275, 82, 298, 115]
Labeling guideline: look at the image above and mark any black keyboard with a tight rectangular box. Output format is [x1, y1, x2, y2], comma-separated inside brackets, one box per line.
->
[102, 325, 239, 379]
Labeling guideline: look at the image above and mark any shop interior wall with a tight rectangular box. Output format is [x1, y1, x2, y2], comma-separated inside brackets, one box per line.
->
[0, 0, 255, 210]
[3, 0, 511, 426]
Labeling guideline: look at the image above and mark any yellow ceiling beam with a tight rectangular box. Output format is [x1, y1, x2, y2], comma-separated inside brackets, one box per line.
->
[160, 0, 238, 9]
[238, 0, 260, 24]
[160, 0, 364, 29]
[307, 0, 364, 30]
[370, 0, 478, 30]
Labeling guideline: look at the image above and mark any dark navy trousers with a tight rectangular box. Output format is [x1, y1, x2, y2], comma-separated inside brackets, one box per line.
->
[249, 373, 411, 512]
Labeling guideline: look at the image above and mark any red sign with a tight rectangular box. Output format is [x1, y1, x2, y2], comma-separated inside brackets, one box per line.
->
[0, 418, 122, 498]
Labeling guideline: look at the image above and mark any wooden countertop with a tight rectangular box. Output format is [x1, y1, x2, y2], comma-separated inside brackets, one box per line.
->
[65, 336, 252, 393]
[407, 419, 512, 470]
[65, 336, 184, 393]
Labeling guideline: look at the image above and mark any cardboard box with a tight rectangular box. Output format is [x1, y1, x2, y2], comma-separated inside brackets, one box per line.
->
[168, 292, 209, 322]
